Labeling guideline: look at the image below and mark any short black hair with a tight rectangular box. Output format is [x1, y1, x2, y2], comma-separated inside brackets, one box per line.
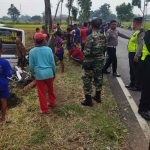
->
[88, 21, 91, 25]
[67, 27, 71, 32]
[71, 43, 76, 47]
[110, 20, 117, 24]
[0, 42, 3, 51]
[56, 31, 61, 37]
[17, 31, 22, 36]
[57, 23, 60, 26]
[84, 22, 88, 27]
[36, 28, 40, 32]
[91, 18, 102, 29]
[74, 24, 77, 26]
[36, 39, 44, 45]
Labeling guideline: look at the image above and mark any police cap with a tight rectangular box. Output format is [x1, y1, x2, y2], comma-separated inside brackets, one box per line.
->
[133, 17, 143, 23]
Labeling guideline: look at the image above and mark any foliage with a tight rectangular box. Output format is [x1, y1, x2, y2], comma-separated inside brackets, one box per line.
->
[71, 6, 78, 21]
[77, 0, 92, 21]
[90, 3, 116, 22]
[7, 4, 20, 22]
[31, 15, 41, 21]
[116, 3, 134, 22]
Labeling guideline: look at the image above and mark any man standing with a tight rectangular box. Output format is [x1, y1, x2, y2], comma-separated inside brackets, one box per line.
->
[73, 24, 81, 45]
[29, 33, 56, 113]
[16, 31, 26, 70]
[81, 18, 107, 107]
[80, 22, 88, 52]
[102, 20, 130, 77]
[138, 29, 150, 120]
[125, 17, 144, 91]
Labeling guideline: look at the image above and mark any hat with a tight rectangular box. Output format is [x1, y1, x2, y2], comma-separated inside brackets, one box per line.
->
[34, 33, 47, 41]
[133, 17, 143, 23]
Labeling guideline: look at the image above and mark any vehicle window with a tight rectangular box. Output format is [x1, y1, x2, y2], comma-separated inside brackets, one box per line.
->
[0, 29, 22, 44]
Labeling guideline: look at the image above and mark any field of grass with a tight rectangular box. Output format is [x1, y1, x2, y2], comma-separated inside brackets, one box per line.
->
[122, 22, 150, 30]
[0, 25, 128, 150]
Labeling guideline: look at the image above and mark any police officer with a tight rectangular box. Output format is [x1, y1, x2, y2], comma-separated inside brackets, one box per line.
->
[138, 29, 150, 120]
[125, 17, 144, 91]
[102, 20, 130, 77]
[81, 18, 107, 107]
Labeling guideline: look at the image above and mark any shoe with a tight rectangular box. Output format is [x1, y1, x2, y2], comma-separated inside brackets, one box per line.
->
[92, 91, 101, 103]
[138, 110, 150, 120]
[113, 73, 121, 77]
[125, 84, 133, 89]
[129, 87, 141, 91]
[81, 95, 93, 107]
[103, 70, 111, 74]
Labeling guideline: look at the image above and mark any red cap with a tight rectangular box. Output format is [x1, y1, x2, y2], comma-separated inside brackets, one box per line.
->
[34, 33, 47, 41]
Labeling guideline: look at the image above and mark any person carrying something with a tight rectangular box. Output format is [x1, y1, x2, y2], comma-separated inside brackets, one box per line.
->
[125, 17, 144, 91]
[16, 31, 26, 70]
[102, 20, 130, 77]
[66, 27, 73, 60]
[138, 28, 150, 120]
[0, 42, 12, 123]
[55, 31, 65, 73]
[74, 24, 81, 46]
[70, 43, 84, 65]
[80, 22, 88, 52]
[29, 33, 56, 114]
[81, 18, 107, 107]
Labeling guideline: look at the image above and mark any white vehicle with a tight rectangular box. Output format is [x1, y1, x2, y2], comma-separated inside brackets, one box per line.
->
[0, 27, 25, 68]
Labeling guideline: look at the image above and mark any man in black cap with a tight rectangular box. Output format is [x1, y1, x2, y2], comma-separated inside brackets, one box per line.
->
[125, 17, 144, 91]
[138, 28, 150, 120]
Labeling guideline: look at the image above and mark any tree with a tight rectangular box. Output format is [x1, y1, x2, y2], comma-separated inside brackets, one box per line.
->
[31, 15, 41, 21]
[7, 4, 20, 22]
[116, 3, 134, 21]
[71, 6, 78, 21]
[99, 3, 111, 21]
[66, 0, 74, 24]
[77, 0, 92, 21]
[44, 0, 52, 34]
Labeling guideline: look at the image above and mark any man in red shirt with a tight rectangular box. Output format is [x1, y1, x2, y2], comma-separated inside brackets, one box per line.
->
[80, 22, 88, 52]
[70, 43, 84, 64]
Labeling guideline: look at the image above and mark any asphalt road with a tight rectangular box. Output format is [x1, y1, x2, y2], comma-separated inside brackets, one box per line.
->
[106, 28, 149, 150]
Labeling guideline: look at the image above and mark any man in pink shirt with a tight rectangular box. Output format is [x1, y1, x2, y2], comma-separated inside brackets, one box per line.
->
[80, 22, 88, 52]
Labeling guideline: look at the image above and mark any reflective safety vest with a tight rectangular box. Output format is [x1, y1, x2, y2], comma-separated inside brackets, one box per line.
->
[128, 30, 140, 52]
[141, 43, 150, 60]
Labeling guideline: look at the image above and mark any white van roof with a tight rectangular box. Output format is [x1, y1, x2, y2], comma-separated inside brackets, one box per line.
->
[0, 26, 24, 32]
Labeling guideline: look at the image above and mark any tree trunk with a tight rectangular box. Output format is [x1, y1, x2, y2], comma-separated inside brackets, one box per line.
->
[60, 2, 62, 25]
[54, 1, 61, 24]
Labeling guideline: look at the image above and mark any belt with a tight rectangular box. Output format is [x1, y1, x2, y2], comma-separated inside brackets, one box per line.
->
[107, 46, 117, 48]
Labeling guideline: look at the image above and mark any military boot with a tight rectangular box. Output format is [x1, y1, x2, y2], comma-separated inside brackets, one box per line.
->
[81, 95, 93, 107]
[92, 91, 101, 103]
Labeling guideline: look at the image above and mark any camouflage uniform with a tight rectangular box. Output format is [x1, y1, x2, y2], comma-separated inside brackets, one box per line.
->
[82, 31, 107, 95]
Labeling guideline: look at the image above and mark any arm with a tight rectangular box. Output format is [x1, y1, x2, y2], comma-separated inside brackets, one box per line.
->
[6, 61, 12, 78]
[106, 30, 111, 41]
[76, 30, 80, 43]
[29, 51, 35, 77]
[134, 32, 145, 62]
[118, 31, 130, 39]
[50, 50, 56, 76]
[83, 35, 93, 57]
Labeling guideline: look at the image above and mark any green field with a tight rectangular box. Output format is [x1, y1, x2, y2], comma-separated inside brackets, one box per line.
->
[123, 22, 150, 30]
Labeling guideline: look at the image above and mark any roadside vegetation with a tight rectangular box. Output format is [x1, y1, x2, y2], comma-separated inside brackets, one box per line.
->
[0, 24, 128, 150]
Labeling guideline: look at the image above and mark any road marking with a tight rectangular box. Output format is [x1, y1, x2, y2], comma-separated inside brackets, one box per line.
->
[116, 77, 150, 141]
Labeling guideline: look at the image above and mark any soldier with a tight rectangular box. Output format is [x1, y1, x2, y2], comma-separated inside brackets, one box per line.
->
[138, 29, 150, 120]
[81, 18, 107, 107]
[102, 20, 130, 77]
[125, 17, 144, 91]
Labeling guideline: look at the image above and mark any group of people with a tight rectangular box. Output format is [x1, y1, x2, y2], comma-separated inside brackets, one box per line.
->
[0, 16, 150, 122]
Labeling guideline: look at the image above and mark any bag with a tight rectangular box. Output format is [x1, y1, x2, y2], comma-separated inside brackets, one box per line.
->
[82, 61, 96, 70]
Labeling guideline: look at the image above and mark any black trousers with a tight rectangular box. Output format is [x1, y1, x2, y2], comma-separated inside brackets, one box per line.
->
[139, 55, 150, 111]
[103, 47, 117, 73]
[81, 43, 85, 52]
[128, 52, 141, 88]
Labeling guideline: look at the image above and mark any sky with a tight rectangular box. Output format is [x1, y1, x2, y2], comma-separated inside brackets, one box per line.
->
[0, 0, 150, 18]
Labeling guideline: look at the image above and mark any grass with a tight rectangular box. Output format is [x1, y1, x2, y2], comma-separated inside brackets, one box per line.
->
[0, 25, 128, 150]
[122, 21, 150, 30]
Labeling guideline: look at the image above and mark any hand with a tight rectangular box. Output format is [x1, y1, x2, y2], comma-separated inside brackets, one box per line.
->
[31, 76, 35, 81]
[134, 57, 139, 63]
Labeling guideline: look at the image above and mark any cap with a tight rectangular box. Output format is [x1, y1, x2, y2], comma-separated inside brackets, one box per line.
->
[34, 33, 47, 41]
[133, 17, 143, 23]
